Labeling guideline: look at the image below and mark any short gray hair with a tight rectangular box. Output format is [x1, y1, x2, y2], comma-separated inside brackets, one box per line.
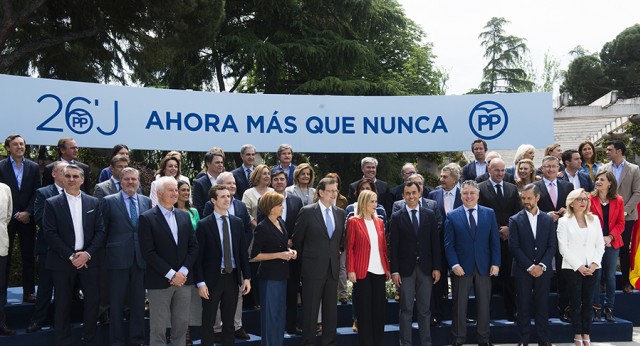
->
[156, 176, 177, 193]
[240, 144, 256, 155]
[442, 163, 461, 181]
[120, 167, 140, 179]
[216, 171, 234, 184]
[361, 157, 378, 168]
[460, 179, 479, 192]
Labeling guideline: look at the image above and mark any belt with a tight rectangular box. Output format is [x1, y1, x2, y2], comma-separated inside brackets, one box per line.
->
[220, 268, 236, 274]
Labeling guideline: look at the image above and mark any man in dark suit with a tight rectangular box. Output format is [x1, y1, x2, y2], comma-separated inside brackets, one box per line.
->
[390, 163, 433, 202]
[392, 173, 441, 228]
[427, 162, 463, 325]
[462, 139, 488, 181]
[534, 155, 574, 321]
[509, 184, 557, 346]
[0, 134, 41, 303]
[390, 181, 441, 346]
[43, 164, 105, 345]
[478, 157, 522, 321]
[231, 144, 256, 200]
[561, 149, 594, 192]
[193, 150, 225, 217]
[0, 182, 15, 335]
[475, 151, 516, 184]
[42, 137, 91, 193]
[271, 144, 297, 187]
[444, 180, 500, 346]
[26, 161, 68, 333]
[93, 154, 130, 199]
[293, 177, 346, 346]
[139, 176, 199, 346]
[101, 167, 152, 346]
[348, 157, 391, 215]
[195, 184, 252, 346]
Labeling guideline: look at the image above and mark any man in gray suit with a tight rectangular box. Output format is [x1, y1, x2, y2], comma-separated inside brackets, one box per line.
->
[94, 154, 129, 199]
[293, 177, 346, 346]
[599, 140, 640, 292]
[101, 167, 152, 346]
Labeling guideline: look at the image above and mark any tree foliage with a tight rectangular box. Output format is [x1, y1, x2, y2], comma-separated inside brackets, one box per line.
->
[473, 17, 534, 94]
[560, 52, 608, 105]
[600, 24, 640, 98]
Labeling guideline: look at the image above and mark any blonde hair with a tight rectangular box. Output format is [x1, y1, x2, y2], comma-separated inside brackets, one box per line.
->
[249, 164, 270, 186]
[355, 190, 377, 219]
[564, 188, 594, 222]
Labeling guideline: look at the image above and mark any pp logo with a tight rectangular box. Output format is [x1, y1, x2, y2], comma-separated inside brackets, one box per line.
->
[468, 101, 508, 140]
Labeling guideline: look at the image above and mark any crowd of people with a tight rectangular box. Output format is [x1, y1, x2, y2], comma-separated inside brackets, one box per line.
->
[0, 135, 638, 346]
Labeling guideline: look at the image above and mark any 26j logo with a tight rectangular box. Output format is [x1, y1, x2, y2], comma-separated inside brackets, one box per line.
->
[35, 94, 119, 135]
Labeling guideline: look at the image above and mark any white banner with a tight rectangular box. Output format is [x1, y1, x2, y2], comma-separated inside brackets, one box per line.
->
[0, 74, 553, 152]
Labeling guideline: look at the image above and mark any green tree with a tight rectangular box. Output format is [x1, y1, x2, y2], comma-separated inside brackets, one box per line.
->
[560, 47, 609, 105]
[474, 17, 534, 93]
[600, 24, 640, 98]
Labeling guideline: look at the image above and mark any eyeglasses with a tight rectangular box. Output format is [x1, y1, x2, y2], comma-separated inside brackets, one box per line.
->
[403, 171, 417, 176]
[542, 165, 559, 169]
[575, 197, 589, 203]
[323, 189, 339, 194]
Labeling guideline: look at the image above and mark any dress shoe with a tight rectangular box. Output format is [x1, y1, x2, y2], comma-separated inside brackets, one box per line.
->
[0, 325, 15, 335]
[466, 318, 477, 324]
[623, 283, 634, 293]
[286, 327, 303, 335]
[451, 343, 463, 346]
[517, 343, 528, 346]
[560, 307, 571, 323]
[98, 311, 110, 325]
[431, 317, 442, 327]
[234, 327, 250, 340]
[538, 342, 554, 346]
[592, 305, 602, 322]
[477, 343, 494, 346]
[212, 332, 222, 343]
[604, 306, 616, 322]
[26, 322, 42, 333]
[23, 293, 36, 303]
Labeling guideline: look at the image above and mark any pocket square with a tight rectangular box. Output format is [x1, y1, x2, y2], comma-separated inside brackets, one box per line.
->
[86, 209, 95, 214]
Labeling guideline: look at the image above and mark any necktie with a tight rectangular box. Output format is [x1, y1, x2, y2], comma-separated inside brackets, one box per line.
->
[411, 209, 419, 235]
[221, 215, 233, 273]
[116, 181, 121, 192]
[129, 196, 138, 227]
[496, 183, 503, 198]
[325, 208, 334, 238]
[468, 208, 477, 236]
[444, 191, 452, 214]
[548, 182, 557, 208]
[246, 168, 253, 187]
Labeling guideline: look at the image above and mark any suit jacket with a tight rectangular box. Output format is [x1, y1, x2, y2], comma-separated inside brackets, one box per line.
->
[285, 185, 315, 206]
[560, 170, 594, 192]
[534, 179, 574, 213]
[272, 163, 296, 186]
[250, 218, 290, 280]
[292, 202, 346, 280]
[348, 178, 391, 214]
[43, 192, 105, 270]
[192, 174, 213, 217]
[427, 187, 462, 221]
[462, 160, 486, 181]
[476, 171, 516, 184]
[33, 184, 61, 254]
[392, 197, 442, 232]
[478, 180, 522, 226]
[599, 161, 640, 220]
[0, 157, 41, 217]
[138, 206, 199, 289]
[231, 165, 252, 200]
[444, 205, 500, 276]
[589, 194, 625, 249]
[389, 207, 441, 277]
[43, 160, 91, 193]
[557, 215, 605, 270]
[203, 198, 252, 244]
[194, 213, 251, 287]
[93, 178, 118, 199]
[508, 209, 557, 278]
[101, 192, 152, 270]
[346, 217, 390, 279]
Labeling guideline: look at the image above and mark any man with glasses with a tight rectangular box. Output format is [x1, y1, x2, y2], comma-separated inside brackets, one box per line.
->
[293, 177, 346, 346]
[534, 155, 574, 322]
[391, 163, 433, 202]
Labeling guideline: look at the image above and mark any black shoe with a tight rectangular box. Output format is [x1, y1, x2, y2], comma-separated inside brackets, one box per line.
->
[98, 311, 110, 325]
[23, 293, 37, 303]
[538, 343, 554, 346]
[26, 322, 42, 333]
[466, 318, 477, 324]
[451, 343, 463, 346]
[478, 343, 494, 346]
[604, 307, 616, 322]
[592, 305, 602, 322]
[0, 325, 16, 335]
[560, 307, 571, 323]
[517, 343, 528, 346]
[234, 327, 250, 340]
[286, 327, 303, 335]
[431, 317, 442, 327]
[212, 332, 222, 343]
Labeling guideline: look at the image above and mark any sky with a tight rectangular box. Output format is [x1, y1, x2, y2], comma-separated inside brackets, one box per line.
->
[397, 0, 640, 95]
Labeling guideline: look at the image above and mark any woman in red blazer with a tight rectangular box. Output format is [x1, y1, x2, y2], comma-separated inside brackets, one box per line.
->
[346, 190, 390, 346]
[589, 170, 625, 322]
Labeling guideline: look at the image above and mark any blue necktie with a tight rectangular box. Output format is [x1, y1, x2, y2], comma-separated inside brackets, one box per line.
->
[325, 208, 334, 238]
[411, 209, 419, 235]
[129, 196, 138, 227]
[468, 208, 476, 236]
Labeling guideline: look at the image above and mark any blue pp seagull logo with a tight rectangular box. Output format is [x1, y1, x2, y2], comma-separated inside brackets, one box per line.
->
[468, 101, 508, 140]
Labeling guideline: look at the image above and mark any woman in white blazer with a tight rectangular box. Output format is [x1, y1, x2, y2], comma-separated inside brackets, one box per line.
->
[557, 188, 605, 346]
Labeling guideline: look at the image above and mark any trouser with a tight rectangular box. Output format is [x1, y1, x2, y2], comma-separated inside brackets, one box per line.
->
[451, 268, 491, 345]
[30, 251, 54, 325]
[7, 220, 36, 295]
[354, 273, 386, 346]
[565, 269, 597, 335]
[399, 268, 433, 346]
[147, 285, 191, 346]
